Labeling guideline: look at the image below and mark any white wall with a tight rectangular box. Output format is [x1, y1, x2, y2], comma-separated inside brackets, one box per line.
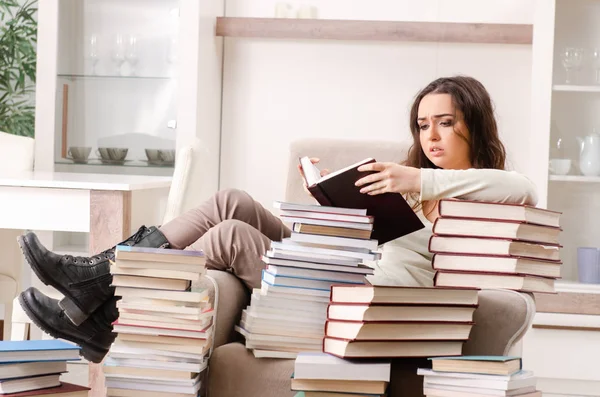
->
[220, 0, 536, 208]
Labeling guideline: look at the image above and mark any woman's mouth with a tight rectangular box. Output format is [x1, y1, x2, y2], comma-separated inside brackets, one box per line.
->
[430, 147, 444, 157]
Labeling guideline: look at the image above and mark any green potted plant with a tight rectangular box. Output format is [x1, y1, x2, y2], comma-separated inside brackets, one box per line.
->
[0, 0, 37, 137]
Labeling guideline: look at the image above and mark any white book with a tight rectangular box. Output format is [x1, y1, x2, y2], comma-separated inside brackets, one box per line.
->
[272, 240, 379, 261]
[0, 361, 67, 381]
[104, 373, 201, 387]
[279, 210, 373, 224]
[290, 232, 379, 251]
[247, 306, 326, 323]
[280, 215, 373, 231]
[273, 201, 367, 216]
[105, 378, 201, 395]
[240, 320, 323, 339]
[242, 308, 325, 326]
[424, 372, 537, 390]
[261, 281, 331, 298]
[104, 357, 206, 373]
[252, 349, 298, 359]
[113, 323, 212, 339]
[245, 340, 322, 351]
[418, 368, 533, 381]
[266, 264, 367, 284]
[262, 255, 374, 274]
[294, 352, 391, 382]
[236, 326, 322, 344]
[267, 248, 361, 266]
[0, 374, 60, 394]
[114, 286, 208, 303]
[423, 385, 537, 397]
[262, 270, 362, 292]
[251, 290, 329, 312]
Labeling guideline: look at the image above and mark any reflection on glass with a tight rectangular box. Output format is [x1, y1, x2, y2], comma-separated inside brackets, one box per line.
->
[561, 47, 583, 84]
[86, 34, 99, 75]
[112, 34, 126, 75]
[592, 48, 600, 84]
[126, 35, 139, 76]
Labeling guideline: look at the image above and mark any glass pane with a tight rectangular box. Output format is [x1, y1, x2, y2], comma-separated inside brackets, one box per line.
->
[55, 0, 179, 170]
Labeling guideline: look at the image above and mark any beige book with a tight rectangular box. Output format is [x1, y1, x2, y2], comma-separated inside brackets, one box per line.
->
[323, 338, 463, 358]
[117, 333, 212, 347]
[113, 340, 210, 356]
[115, 248, 206, 265]
[327, 304, 476, 323]
[111, 275, 190, 291]
[291, 378, 387, 395]
[118, 310, 213, 328]
[110, 264, 204, 282]
[113, 258, 203, 273]
[114, 286, 207, 303]
[326, 321, 473, 341]
[116, 301, 208, 317]
[330, 285, 478, 305]
[107, 388, 196, 397]
[103, 365, 198, 380]
[434, 271, 555, 293]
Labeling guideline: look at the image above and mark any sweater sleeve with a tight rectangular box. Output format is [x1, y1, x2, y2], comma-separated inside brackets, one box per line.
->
[419, 168, 538, 206]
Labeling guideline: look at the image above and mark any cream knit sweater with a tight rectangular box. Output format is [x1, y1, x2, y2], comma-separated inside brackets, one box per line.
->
[366, 168, 539, 287]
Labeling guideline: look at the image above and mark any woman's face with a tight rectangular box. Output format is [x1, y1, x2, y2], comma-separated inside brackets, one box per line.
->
[417, 93, 472, 170]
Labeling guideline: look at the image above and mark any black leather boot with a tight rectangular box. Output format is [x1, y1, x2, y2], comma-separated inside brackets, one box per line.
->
[18, 287, 119, 363]
[17, 225, 169, 326]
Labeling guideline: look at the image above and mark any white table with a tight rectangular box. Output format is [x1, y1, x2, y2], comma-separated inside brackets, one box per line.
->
[0, 171, 172, 397]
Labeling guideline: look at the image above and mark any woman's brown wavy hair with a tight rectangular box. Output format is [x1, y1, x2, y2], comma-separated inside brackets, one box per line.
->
[405, 76, 506, 170]
[405, 76, 507, 212]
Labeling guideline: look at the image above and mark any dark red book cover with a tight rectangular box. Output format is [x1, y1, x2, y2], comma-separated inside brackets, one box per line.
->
[306, 158, 425, 244]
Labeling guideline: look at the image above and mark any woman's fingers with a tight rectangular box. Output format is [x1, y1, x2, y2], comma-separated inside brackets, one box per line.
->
[355, 172, 384, 187]
[357, 162, 387, 172]
[320, 169, 330, 177]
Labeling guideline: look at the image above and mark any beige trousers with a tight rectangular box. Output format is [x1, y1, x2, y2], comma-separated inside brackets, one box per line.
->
[159, 189, 291, 290]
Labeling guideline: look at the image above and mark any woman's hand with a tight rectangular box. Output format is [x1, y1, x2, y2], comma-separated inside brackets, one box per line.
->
[297, 157, 330, 198]
[355, 162, 420, 195]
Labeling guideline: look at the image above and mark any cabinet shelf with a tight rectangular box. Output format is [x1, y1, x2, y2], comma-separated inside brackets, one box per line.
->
[549, 175, 600, 183]
[55, 159, 174, 168]
[552, 85, 600, 93]
[215, 17, 533, 44]
[57, 74, 172, 81]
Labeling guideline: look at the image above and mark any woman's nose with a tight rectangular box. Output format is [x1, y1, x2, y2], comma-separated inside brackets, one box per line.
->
[428, 125, 440, 141]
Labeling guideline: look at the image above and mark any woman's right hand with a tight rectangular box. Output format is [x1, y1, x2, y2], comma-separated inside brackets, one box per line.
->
[297, 157, 330, 198]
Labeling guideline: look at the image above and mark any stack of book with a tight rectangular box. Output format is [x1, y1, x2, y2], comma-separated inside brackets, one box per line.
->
[104, 246, 213, 397]
[291, 352, 391, 397]
[322, 285, 479, 359]
[236, 202, 378, 358]
[0, 340, 89, 397]
[429, 199, 562, 293]
[419, 356, 541, 397]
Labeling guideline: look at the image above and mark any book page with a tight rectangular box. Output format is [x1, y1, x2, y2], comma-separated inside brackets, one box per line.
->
[299, 156, 322, 186]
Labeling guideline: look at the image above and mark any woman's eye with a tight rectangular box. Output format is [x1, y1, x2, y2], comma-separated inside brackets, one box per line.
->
[419, 124, 429, 131]
[440, 120, 453, 127]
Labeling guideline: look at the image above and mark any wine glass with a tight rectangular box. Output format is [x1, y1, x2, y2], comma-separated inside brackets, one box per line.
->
[592, 48, 600, 84]
[561, 47, 583, 84]
[86, 34, 99, 75]
[112, 34, 126, 76]
[126, 35, 139, 76]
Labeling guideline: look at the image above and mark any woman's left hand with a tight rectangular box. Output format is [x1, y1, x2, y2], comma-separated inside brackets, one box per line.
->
[355, 162, 421, 195]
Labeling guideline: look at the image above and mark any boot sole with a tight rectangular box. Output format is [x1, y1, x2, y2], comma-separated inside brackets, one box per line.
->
[17, 235, 89, 326]
[17, 293, 109, 364]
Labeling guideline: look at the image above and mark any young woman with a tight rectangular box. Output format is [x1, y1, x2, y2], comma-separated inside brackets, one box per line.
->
[17, 75, 537, 362]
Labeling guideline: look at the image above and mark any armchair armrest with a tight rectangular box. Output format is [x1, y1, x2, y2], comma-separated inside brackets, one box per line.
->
[464, 289, 536, 355]
[204, 269, 250, 349]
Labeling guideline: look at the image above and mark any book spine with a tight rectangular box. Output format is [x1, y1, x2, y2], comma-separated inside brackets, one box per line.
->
[308, 184, 334, 207]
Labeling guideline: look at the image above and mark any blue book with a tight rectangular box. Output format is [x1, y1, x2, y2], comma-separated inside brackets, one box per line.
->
[0, 340, 80, 363]
[428, 355, 522, 375]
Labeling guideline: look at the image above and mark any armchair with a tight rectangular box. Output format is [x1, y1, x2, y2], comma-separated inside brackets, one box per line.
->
[204, 138, 536, 397]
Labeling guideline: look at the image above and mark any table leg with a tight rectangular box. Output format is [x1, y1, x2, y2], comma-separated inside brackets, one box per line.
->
[88, 190, 131, 397]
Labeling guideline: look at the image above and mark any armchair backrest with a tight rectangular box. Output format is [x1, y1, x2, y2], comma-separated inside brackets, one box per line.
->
[0, 132, 35, 171]
[285, 138, 410, 204]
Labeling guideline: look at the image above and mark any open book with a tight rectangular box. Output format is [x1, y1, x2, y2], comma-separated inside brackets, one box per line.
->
[299, 156, 424, 244]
